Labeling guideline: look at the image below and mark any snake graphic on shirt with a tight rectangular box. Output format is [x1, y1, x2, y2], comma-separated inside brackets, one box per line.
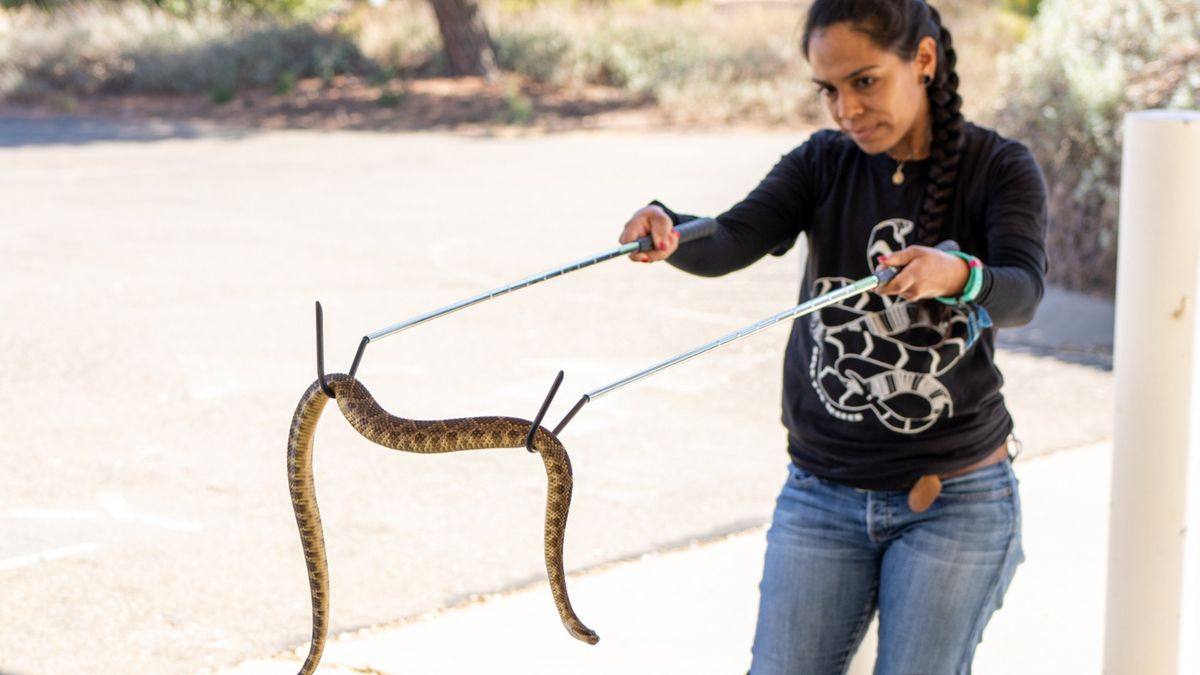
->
[807, 218, 979, 435]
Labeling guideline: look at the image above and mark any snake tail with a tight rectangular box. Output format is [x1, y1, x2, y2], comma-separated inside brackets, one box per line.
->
[286, 379, 332, 675]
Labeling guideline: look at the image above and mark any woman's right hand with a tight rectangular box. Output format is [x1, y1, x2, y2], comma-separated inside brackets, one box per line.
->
[619, 205, 680, 263]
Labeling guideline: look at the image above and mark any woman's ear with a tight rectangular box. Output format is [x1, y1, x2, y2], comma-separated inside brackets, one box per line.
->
[915, 35, 939, 83]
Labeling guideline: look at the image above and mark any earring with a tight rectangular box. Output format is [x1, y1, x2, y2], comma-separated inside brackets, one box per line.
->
[922, 73, 933, 87]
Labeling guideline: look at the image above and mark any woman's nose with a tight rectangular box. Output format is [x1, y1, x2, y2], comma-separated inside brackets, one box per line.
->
[836, 91, 863, 121]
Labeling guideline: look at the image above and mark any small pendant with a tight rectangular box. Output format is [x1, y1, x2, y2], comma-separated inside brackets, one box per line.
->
[892, 166, 905, 185]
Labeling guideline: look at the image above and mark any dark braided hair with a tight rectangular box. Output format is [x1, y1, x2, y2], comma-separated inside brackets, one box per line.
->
[802, 0, 965, 247]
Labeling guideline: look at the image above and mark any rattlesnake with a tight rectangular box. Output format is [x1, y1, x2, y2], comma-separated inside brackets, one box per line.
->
[287, 373, 598, 675]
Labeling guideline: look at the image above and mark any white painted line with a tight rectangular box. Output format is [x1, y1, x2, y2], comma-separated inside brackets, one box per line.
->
[127, 513, 204, 533]
[97, 491, 136, 520]
[3, 494, 203, 533]
[97, 492, 204, 532]
[0, 543, 99, 571]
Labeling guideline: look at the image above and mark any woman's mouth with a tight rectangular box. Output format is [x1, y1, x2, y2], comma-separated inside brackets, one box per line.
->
[848, 125, 878, 142]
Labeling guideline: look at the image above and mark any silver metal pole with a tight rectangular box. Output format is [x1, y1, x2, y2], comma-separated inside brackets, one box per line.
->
[584, 274, 881, 401]
[344, 218, 718, 378]
[364, 217, 717, 343]
[549, 240, 958, 436]
[367, 244, 638, 341]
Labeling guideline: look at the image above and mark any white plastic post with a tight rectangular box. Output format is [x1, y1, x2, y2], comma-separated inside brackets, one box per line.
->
[1106, 109, 1200, 674]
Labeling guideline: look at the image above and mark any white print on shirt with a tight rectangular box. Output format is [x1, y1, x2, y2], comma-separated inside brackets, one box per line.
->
[807, 218, 975, 434]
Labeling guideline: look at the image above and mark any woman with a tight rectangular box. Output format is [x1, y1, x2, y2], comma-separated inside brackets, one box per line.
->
[618, 1, 1047, 673]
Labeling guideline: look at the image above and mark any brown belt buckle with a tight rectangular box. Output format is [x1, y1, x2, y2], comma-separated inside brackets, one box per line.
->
[908, 474, 942, 513]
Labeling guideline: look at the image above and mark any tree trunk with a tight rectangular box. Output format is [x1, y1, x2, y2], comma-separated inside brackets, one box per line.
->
[427, 0, 498, 80]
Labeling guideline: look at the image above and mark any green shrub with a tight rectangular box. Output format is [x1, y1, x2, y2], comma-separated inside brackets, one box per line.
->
[995, 0, 1200, 295]
[377, 82, 407, 107]
[0, 3, 366, 97]
[493, 26, 570, 83]
[1000, 0, 1041, 17]
[274, 68, 297, 93]
[151, 0, 339, 21]
[133, 23, 365, 93]
[488, 4, 806, 121]
[210, 76, 235, 102]
[1, 0, 337, 19]
[343, 0, 441, 75]
[498, 83, 534, 125]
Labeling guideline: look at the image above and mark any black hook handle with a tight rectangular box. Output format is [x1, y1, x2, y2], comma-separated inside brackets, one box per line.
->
[632, 216, 718, 253]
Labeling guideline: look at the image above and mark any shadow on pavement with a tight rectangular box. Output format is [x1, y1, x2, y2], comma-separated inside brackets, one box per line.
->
[0, 112, 250, 147]
[997, 284, 1115, 371]
[993, 340, 1113, 370]
[0, 77, 653, 146]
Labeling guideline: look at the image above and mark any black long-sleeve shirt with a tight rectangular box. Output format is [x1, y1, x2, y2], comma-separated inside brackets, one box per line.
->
[659, 124, 1048, 489]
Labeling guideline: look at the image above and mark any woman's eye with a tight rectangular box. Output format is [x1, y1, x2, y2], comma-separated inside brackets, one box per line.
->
[817, 85, 837, 100]
[856, 77, 877, 90]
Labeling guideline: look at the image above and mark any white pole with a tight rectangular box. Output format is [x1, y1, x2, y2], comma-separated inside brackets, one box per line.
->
[1105, 109, 1200, 674]
[1183, 260, 1200, 675]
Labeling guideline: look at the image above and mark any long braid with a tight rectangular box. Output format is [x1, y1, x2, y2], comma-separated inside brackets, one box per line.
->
[916, 4, 965, 247]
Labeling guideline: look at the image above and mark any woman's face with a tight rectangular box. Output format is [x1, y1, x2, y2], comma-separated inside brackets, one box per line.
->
[807, 22, 936, 157]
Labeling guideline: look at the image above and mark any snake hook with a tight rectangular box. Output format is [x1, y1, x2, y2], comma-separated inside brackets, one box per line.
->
[315, 301, 336, 398]
[526, 370, 565, 452]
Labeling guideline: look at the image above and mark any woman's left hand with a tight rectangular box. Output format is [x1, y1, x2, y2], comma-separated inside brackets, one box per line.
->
[875, 246, 970, 302]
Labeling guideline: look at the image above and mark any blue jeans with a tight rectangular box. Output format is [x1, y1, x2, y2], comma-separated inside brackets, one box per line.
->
[749, 460, 1023, 675]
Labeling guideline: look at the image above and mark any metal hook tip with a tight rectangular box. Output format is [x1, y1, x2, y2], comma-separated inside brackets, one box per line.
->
[526, 370, 565, 452]
[315, 300, 336, 398]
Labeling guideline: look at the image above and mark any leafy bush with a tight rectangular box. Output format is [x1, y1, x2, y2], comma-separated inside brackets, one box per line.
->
[493, 26, 571, 83]
[131, 24, 364, 93]
[161, 0, 339, 20]
[340, 0, 441, 74]
[0, 3, 365, 97]
[994, 0, 1200, 295]
[1, 0, 338, 19]
[1, 0, 67, 8]
[486, 5, 811, 123]
[1000, 0, 1041, 17]
[497, 82, 534, 124]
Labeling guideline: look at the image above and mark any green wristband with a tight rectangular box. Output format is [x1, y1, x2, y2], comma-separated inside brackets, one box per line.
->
[936, 251, 983, 305]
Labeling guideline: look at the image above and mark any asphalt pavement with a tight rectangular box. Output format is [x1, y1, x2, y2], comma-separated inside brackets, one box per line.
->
[0, 113, 1115, 675]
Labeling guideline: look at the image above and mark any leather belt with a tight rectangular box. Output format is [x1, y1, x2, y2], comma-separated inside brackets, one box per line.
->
[907, 443, 1011, 513]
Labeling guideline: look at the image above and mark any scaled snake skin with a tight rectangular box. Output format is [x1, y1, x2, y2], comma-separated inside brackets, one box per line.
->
[287, 373, 598, 675]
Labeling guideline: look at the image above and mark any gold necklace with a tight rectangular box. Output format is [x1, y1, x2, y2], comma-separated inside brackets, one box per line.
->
[892, 151, 912, 185]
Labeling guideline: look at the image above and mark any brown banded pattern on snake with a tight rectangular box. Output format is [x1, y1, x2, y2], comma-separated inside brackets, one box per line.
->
[287, 373, 598, 675]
